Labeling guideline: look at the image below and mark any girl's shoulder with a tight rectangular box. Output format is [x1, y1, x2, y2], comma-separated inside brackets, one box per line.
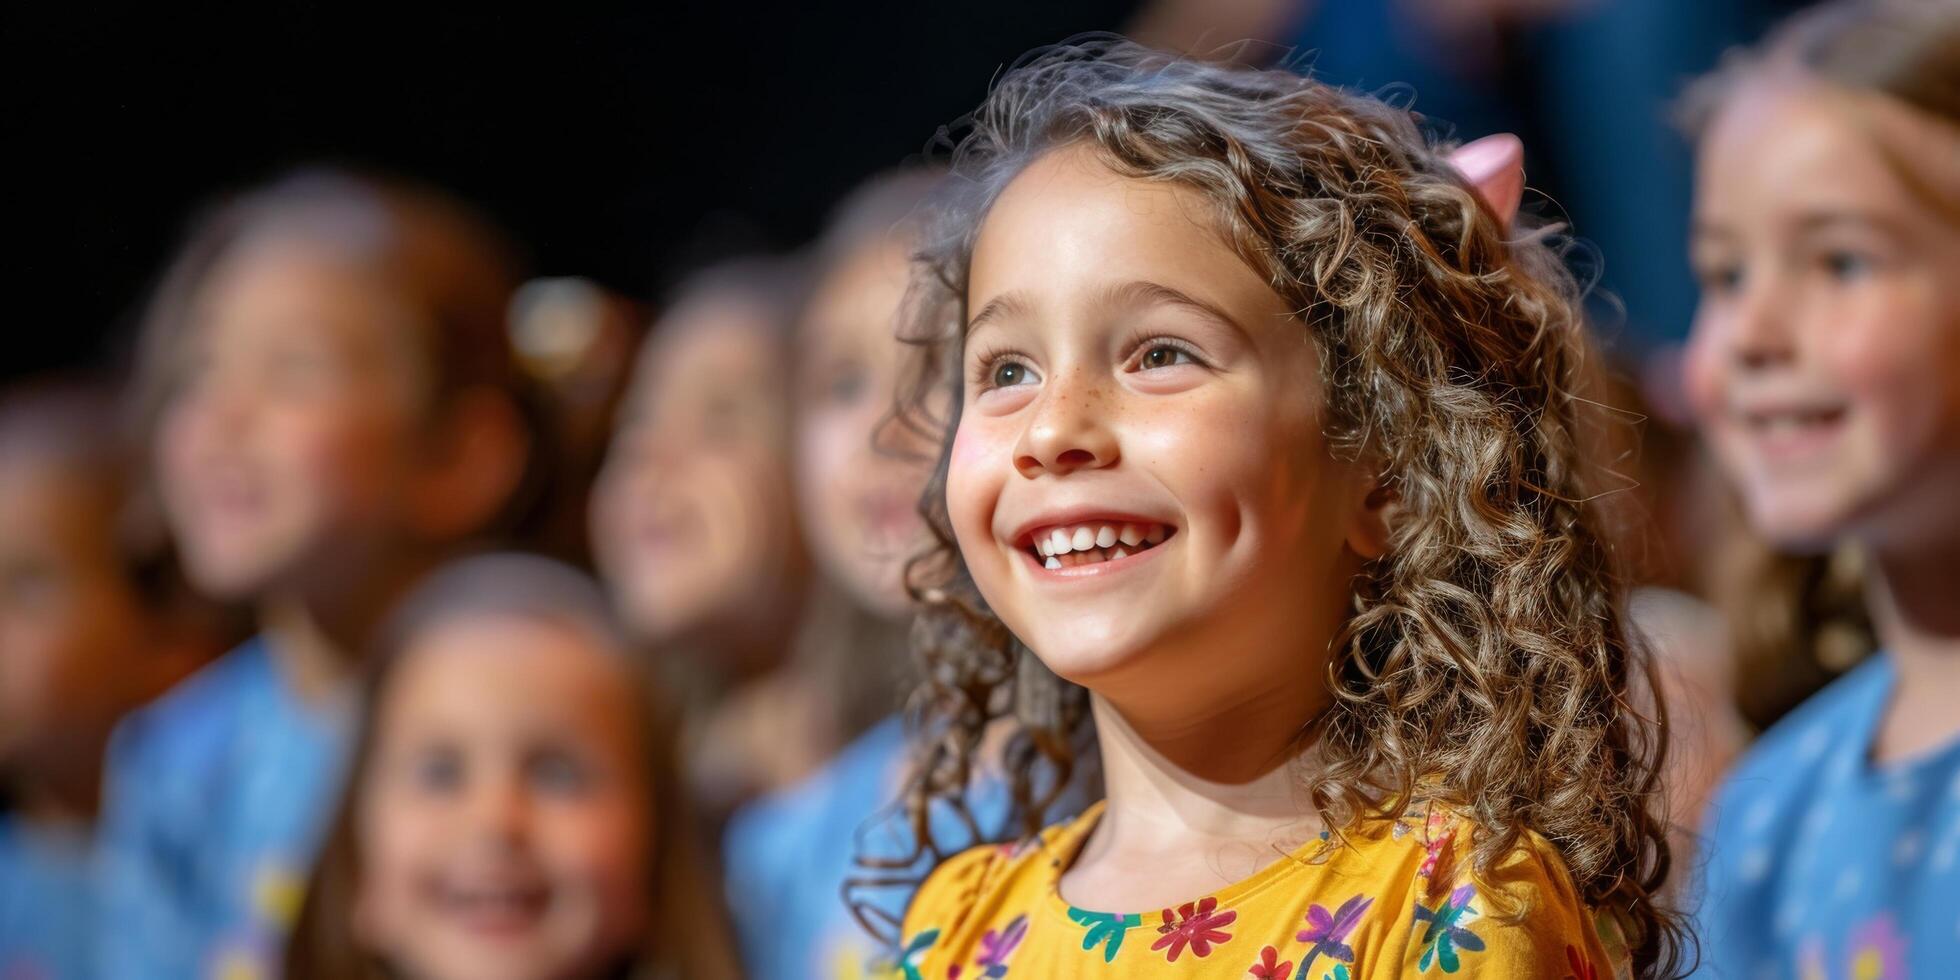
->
[897, 800, 1634, 979]
[1337, 802, 1636, 978]
[899, 803, 1094, 946]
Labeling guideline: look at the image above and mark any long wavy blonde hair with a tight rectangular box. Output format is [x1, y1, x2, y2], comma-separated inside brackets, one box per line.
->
[866, 36, 1683, 977]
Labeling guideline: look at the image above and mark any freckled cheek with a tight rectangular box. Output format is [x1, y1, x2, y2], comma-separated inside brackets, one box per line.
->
[946, 421, 1013, 547]
[1138, 391, 1280, 480]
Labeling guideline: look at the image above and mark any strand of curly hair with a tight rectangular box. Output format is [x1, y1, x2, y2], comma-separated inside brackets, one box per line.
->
[850, 36, 1687, 979]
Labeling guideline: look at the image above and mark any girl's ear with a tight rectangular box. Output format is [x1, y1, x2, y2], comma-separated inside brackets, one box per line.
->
[1448, 134, 1526, 231]
[1345, 474, 1397, 562]
[407, 387, 530, 541]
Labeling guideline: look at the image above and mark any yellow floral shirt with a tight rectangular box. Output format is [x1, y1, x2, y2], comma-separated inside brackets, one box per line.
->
[896, 800, 1632, 979]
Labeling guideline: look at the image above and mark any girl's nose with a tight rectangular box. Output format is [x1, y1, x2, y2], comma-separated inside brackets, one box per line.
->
[1012, 369, 1119, 479]
[464, 771, 531, 847]
[1726, 277, 1799, 372]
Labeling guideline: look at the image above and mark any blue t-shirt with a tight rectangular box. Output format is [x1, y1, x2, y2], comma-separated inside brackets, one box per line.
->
[724, 716, 1022, 979]
[96, 637, 352, 979]
[1693, 656, 1960, 978]
[0, 814, 92, 980]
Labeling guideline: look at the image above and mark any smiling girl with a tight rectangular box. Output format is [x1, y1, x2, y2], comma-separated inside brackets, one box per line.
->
[1681, 2, 1960, 975]
[284, 553, 740, 980]
[879, 38, 1684, 979]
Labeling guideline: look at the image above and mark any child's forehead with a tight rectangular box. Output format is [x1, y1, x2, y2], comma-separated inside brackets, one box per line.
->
[967, 146, 1281, 330]
[387, 612, 639, 717]
[189, 235, 414, 347]
[1704, 75, 1959, 190]
[799, 244, 911, 348]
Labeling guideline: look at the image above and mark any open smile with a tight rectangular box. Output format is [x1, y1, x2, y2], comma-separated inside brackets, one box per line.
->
[1013, 518, 1177, 577]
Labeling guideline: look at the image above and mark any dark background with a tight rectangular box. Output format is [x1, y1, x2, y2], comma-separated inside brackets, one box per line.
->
[4, 2, 1142, 380]
[8, 1, 1811, 386]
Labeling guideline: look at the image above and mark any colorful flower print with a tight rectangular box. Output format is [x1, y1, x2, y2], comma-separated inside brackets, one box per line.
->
[1151, 896, 1239, 962]
[1296, 893, 1374, 976]
[1247, 944, 1293, 979]
[975, 915, 1029, 977]
[1412, 884, 1486, 973]
[897, 928, 939, 980]
[1847, 912, 1907, 980]
[1067, 907, 1142, 964]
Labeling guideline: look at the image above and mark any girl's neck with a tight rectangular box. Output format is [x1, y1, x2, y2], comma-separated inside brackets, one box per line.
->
[1867, 536, 1960, 763]
[1083, 671, 1326, 849]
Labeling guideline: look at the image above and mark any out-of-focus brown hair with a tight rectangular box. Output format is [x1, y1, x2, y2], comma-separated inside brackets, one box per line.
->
[866, 35, 1684, 977]
[284, 552, 741, 980]
[1678, 0, 1960, 728]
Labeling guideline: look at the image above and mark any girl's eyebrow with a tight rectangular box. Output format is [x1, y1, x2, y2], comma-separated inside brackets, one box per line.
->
[1096, 279, 1251, 339]
[1791, 209, 1910, 241]
[967, 280, 1254, 340]
[1688, 219, 1736, 243]
[966, 290, 1033, 337]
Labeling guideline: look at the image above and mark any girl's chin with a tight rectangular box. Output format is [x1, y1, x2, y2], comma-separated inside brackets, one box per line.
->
[1020, 630, 1159, 686]
[1744, 493, 1862, 552]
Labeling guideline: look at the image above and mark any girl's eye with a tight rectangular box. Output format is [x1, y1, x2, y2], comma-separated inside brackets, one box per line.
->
[1139, 344, 1196, 370]
[825, 369, 868, 407]
[1821, 250, 1873, 281]
[410, 749, 464, 794]
[1694, 262, 1743, 297]
[991, 361, 1033, 388]
[529, 750, 591, 796]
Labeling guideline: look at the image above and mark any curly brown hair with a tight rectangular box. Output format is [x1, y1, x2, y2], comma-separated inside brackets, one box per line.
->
[861, 35, 1685, 977]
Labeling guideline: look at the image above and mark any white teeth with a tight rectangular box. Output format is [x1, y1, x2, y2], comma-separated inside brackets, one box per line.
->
[1029, 521, 1172, 563]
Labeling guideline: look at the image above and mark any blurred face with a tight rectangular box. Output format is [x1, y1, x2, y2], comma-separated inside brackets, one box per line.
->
[591, 303, 801, 644]
[0, 454, 149, 769]
[354, 614, 651, 980]
[156, 236, 428, 600]
[1685, 77, 1960, 553]
[795, 241, 933, 616]
[947, 146, 1373, 718]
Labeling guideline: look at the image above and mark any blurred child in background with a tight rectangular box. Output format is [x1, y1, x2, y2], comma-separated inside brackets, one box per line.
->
[0, 379, 228, 978]
[284, 553, 740, 980]
[1683, 1, 1960, 974]
[101, 170, 537, 977]
[589, 258, 818, 819]
[721, 169, 960, 978]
